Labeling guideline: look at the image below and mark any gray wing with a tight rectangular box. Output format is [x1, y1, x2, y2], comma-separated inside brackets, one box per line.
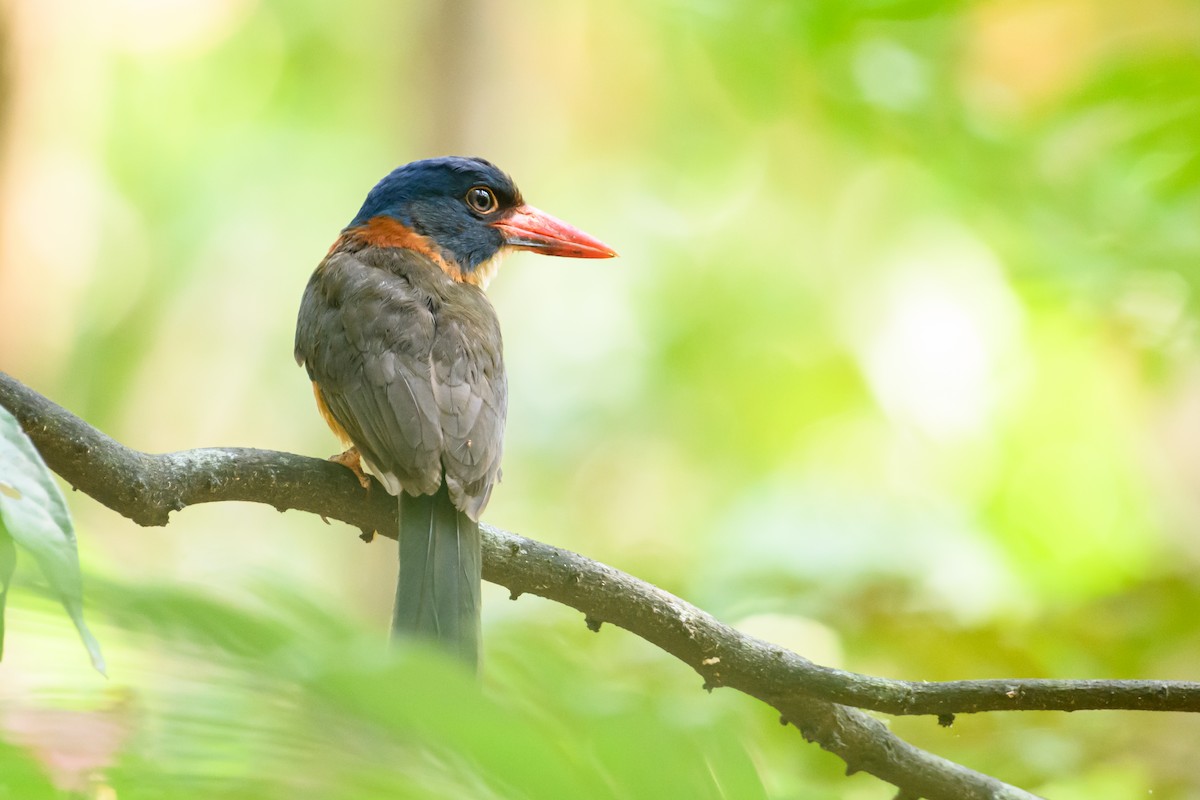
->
[295, 250, 443, 497]
[432, 295, 507, 520]
[295, 248, 506, 518]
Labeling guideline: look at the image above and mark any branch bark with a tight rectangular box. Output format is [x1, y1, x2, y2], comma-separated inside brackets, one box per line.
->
[4, 370, 1197, 798]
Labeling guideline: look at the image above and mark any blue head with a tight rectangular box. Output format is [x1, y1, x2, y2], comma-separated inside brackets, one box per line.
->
[346, 156, 616, 278]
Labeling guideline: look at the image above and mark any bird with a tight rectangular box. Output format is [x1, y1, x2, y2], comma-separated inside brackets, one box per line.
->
[294, 156, 615, 670]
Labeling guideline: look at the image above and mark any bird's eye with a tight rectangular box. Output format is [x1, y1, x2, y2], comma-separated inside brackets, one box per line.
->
[465, 186, 499, 214]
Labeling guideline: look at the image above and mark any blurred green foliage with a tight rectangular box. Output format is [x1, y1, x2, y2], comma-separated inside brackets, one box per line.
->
[0, 407, 104, 673]
[2, 0, 1200, 796]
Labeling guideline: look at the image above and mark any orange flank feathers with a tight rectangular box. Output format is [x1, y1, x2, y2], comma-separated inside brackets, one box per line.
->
[312, 381, 353, 446]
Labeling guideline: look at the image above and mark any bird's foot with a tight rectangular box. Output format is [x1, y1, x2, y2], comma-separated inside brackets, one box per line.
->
[329, 447, 372, 490]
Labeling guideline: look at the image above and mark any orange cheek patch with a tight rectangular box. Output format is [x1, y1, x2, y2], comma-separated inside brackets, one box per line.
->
[344, 215, 505, 285]
[355, 216, 436, 251]
[350, 216, 466, 280]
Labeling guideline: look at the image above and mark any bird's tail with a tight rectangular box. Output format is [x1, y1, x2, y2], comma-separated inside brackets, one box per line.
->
[393, 483, 481, 669]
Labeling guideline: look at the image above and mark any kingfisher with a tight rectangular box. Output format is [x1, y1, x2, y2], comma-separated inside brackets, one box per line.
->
[294, 157, 615, 669]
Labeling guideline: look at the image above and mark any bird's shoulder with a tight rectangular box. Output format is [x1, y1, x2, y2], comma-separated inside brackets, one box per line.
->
[313, 239, 438, 299]
[299, 238, 503, 362]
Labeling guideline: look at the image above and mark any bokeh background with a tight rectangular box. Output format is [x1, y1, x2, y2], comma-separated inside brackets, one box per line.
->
[1, 0, 1199, 797]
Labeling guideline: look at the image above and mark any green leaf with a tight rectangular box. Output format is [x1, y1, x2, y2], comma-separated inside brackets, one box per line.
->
[0, 406, 105, 675]
[0, 518, 14, 660]
[0, 736, 59, 797]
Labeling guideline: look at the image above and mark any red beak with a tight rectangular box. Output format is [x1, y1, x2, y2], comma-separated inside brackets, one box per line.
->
[491, 204, 617, 259]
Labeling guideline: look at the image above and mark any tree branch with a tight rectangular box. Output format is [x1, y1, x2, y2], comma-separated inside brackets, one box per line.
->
[4, 369, 1197, 798]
